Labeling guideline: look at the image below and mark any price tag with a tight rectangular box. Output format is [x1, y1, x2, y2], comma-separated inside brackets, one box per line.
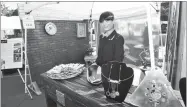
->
[22, 15, 35, 29]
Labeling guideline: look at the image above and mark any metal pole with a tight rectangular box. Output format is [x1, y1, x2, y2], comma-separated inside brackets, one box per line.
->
[90, 21, 93, 48]
[17, 68, 33, 99]
[24, 28, 33, 99]
[17, 69, 24, 82]
[146, 3, 155, 71]
[157, 3, 163, 48]
[25, 29, 27, 93]
[157, 3, 166, 73]
[27, 57, 33, 83]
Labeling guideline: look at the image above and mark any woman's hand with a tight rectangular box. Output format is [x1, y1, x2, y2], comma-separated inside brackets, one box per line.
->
[92, 62, 97, 65]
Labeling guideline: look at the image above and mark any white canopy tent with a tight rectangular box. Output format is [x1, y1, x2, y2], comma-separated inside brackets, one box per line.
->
[20, 1, 163, 79]
[19, 2, 161, 70]
[18, 2, 159, 21]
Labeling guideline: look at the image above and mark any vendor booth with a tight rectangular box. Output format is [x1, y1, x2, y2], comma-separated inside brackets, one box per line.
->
[33, 2, 185, 107]
[13, 1, 185, 107]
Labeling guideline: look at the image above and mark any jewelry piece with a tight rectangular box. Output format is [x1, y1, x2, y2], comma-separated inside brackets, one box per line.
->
[110, 92, 116, 98]
[145, 93, 148, 96]
[151, 91, 162, 101]
[144, 80, 169, 107]
[106, 82, 111, 97]
[116, 65, 122, 97]
[161, 98, 166, 102]
[115, 91, 119, 96]
[162, 92, 167, 96]
[149, 98, 153, 102]
[111, 83, 116, 95]
[106, 64, 113, 97]
[106, 91, 110, 96]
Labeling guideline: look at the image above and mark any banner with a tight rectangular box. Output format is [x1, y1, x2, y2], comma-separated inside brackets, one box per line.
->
[1, 38, 23, 69]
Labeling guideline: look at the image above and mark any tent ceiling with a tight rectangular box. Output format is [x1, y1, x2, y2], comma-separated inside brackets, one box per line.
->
[19, 2, 158, 20]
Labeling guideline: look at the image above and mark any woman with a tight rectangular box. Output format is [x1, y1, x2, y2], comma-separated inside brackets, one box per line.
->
[95, 11, 125, 66]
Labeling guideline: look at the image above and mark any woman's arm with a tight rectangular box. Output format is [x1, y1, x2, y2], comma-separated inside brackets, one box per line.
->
[95, 36, 102, 66]
[113, 35, 124, 62]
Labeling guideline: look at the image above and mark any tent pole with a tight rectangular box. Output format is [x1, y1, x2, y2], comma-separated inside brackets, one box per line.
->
[146, 3, 155, 71]
[25, 29, 27, 93]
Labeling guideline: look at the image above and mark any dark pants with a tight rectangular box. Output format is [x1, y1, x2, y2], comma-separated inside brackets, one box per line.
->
[179, 77, 186, 106]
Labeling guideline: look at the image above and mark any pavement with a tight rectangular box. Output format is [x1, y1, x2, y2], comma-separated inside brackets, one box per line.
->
[1, 69, 47, 107]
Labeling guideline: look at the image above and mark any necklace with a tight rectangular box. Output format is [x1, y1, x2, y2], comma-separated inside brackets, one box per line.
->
[102, 65, 134, 83]
[103, 64, 134, 98]
[106, 64, 113, 97]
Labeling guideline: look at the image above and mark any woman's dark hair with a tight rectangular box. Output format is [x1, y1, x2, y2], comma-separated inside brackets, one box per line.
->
[99, 11, 114, 23]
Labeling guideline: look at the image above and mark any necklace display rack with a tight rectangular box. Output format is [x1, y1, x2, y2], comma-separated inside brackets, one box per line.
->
[101, 61, 134, 103]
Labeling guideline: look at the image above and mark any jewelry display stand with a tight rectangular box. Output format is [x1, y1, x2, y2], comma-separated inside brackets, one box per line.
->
[101, 61, 134, 103]
[128, 69, 183, 107]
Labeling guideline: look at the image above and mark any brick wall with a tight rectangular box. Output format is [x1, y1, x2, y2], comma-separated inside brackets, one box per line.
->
[27, 20, 89, 86]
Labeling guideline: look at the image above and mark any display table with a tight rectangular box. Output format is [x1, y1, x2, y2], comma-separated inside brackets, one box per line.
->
[41, 70, 184, 107]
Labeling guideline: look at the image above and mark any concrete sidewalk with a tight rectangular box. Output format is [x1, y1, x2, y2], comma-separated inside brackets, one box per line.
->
[1, 69, 47, 107]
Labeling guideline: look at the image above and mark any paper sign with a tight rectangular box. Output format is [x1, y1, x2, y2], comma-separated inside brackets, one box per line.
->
[1, 38, 23, 69]
[22, 15, 35, 29]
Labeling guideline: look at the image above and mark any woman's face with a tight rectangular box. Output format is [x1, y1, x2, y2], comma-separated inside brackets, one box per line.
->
[100, 20, 114, 32]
